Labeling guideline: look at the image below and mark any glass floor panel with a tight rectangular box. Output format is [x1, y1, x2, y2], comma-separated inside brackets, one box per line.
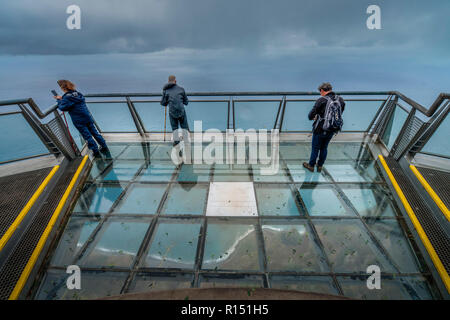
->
[142, 219, 201, 269]
[262, 222, 328, 272]
[255, 184, 301, 216]
[269, 275, 339, 296]
[79, 219, 150, 268]
[34, 141, 442, 299]
[114, 184, 166, 215]
[127, 273, 194, 293]
[298, 186, 352, 217]
[202, 222, 261, 271]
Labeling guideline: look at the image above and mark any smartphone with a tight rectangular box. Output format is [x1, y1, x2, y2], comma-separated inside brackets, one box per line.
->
[51, 90, 58, 96]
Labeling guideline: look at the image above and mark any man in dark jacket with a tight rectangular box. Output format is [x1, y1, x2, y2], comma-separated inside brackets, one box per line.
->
[160, 75, 189, 146]
[55, 80, 108, 158]
[303, 82, 345, 172]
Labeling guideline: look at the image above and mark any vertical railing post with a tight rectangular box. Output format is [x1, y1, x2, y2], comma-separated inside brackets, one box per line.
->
[278, 96, 287, 132]
[126, 96, 145, 137]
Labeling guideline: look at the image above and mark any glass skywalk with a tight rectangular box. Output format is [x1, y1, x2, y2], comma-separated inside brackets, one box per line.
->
[35, 141, 440, 300]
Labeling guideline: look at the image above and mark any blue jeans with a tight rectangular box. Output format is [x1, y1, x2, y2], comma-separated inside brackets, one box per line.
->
[74, 121, 107, 152]
[308, 131, 335, 167]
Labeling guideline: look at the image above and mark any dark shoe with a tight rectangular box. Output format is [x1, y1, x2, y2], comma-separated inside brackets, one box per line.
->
[317, 166, 323, 173]
[302, 162, 314, 172]
[100, 147, 110, 154]
[173, 141, 180, 147]
[93, 150, 102, 158]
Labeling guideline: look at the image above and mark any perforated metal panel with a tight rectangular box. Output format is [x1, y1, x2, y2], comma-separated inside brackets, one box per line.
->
[0, 168, 52, 239]
[385, 157, 450, 275]
[417, 167, 450, 209]
[0, 159, 82, 300]
[43, 116, 78, 160]
[392, 116, 424, 160]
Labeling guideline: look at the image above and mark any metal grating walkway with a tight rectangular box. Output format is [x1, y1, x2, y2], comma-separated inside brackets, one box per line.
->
[0, 168, 52, 239]
[385, 157, 450, 276]
[417, 167, 450, 210]
[0, 159, 83, 300]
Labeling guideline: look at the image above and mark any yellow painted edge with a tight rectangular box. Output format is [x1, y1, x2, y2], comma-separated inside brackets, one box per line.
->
[0, 166, 60, 252]
[410, 165, 450, 222]
[378, 155, 450, 293]
[9, 155, 88, 300]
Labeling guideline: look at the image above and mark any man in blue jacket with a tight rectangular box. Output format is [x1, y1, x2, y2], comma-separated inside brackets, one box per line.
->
[54, 80, 108, 158]
[160, 75, 189, 146]
[303, 82, 345, 172]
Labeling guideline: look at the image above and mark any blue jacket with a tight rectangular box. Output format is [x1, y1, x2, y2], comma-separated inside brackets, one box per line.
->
[57, 90, 94, 126]
[160, 83, 189, 118]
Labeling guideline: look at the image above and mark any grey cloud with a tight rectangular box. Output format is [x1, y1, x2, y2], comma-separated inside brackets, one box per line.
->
[0, 0, 449, 55]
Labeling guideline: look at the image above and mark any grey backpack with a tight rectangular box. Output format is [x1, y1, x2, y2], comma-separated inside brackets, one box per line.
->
[322, 95, 343, 132]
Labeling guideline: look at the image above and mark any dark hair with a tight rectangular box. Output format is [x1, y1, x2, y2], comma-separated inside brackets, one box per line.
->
[318, 82, 332, 92]
[57, 79, 76, 91]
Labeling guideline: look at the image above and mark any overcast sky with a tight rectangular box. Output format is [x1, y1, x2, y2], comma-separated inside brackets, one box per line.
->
[0, 0, 449, 108]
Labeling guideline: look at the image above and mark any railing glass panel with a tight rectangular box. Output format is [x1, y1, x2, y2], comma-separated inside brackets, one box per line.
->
[421, 113, 450, 158]
[234, 101, 279, 130]
[382, 104, 409, 150]
[0, 113, 49, 163]
[134, 102, 166, 132]
[87, 103, 136, 132]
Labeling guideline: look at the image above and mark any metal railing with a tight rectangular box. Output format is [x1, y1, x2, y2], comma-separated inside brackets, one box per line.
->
[0, 99, 80, 165]
[0, 91, 448, 166]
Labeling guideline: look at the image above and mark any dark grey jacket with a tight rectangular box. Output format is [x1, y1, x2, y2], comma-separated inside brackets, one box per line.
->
[160, 83, 189, 118]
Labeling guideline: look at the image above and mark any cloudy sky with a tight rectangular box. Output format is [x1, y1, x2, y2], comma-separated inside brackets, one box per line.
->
[0, 0, 449, 108]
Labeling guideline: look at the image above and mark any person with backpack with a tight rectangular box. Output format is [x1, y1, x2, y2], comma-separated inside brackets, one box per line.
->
[303, 82, 345, 172]
[160, 75, 189, 146]
[54, 79, 109, 158]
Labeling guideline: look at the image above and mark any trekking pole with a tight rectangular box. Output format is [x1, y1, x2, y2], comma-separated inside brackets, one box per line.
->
[164, 105, 167, 142]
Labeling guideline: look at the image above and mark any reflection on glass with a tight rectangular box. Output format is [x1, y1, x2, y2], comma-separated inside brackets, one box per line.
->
[338, 275, 433, 300]
[382, 105, 409, 150]
[160, 184, 208, 215]
[118, 144, 151, 160]
[0, 113, 49, 163]
[50, 217, 99, 267]
[202, 223, 260, 271]
[80, 220, 149, 268]
[99, 160, 142, 181]
[255, 185, 301, 216]
[262, 223, 328, 272]
[299, 187, 351, 216]
[149, 144, 174, 160]
[314, 219, 395, 273]
[325, 163, 379, 182]
[143, 221, 201, 269]
[252, 165, 290, 183]
[342, 186, 396, 217]
[279, 142, 311, 160]
[270, 275, 339, 296]
[88, 103, 137, 132]
[421, 113, 450, 157]
[116, 184, 166, 214]
[286, 161, 328, 183]
[73, 185, 123, 214]
[235, 101, 278, 130]
[138, 163, 175, 182]
[366, 219, 421, 273]
[128, 273, 193, 293]
[177, 164, 211, 183]
[199, 275, 264, 288]
[36, 269, 128, 300]
[325, 143, 373, 161]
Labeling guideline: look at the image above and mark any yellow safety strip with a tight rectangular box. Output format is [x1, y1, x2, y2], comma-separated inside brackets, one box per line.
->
[410, 165, 450, 222]
[0, 166, 60, 252]
[378, 155, 450, 293]
[9, 155, 88, 300]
